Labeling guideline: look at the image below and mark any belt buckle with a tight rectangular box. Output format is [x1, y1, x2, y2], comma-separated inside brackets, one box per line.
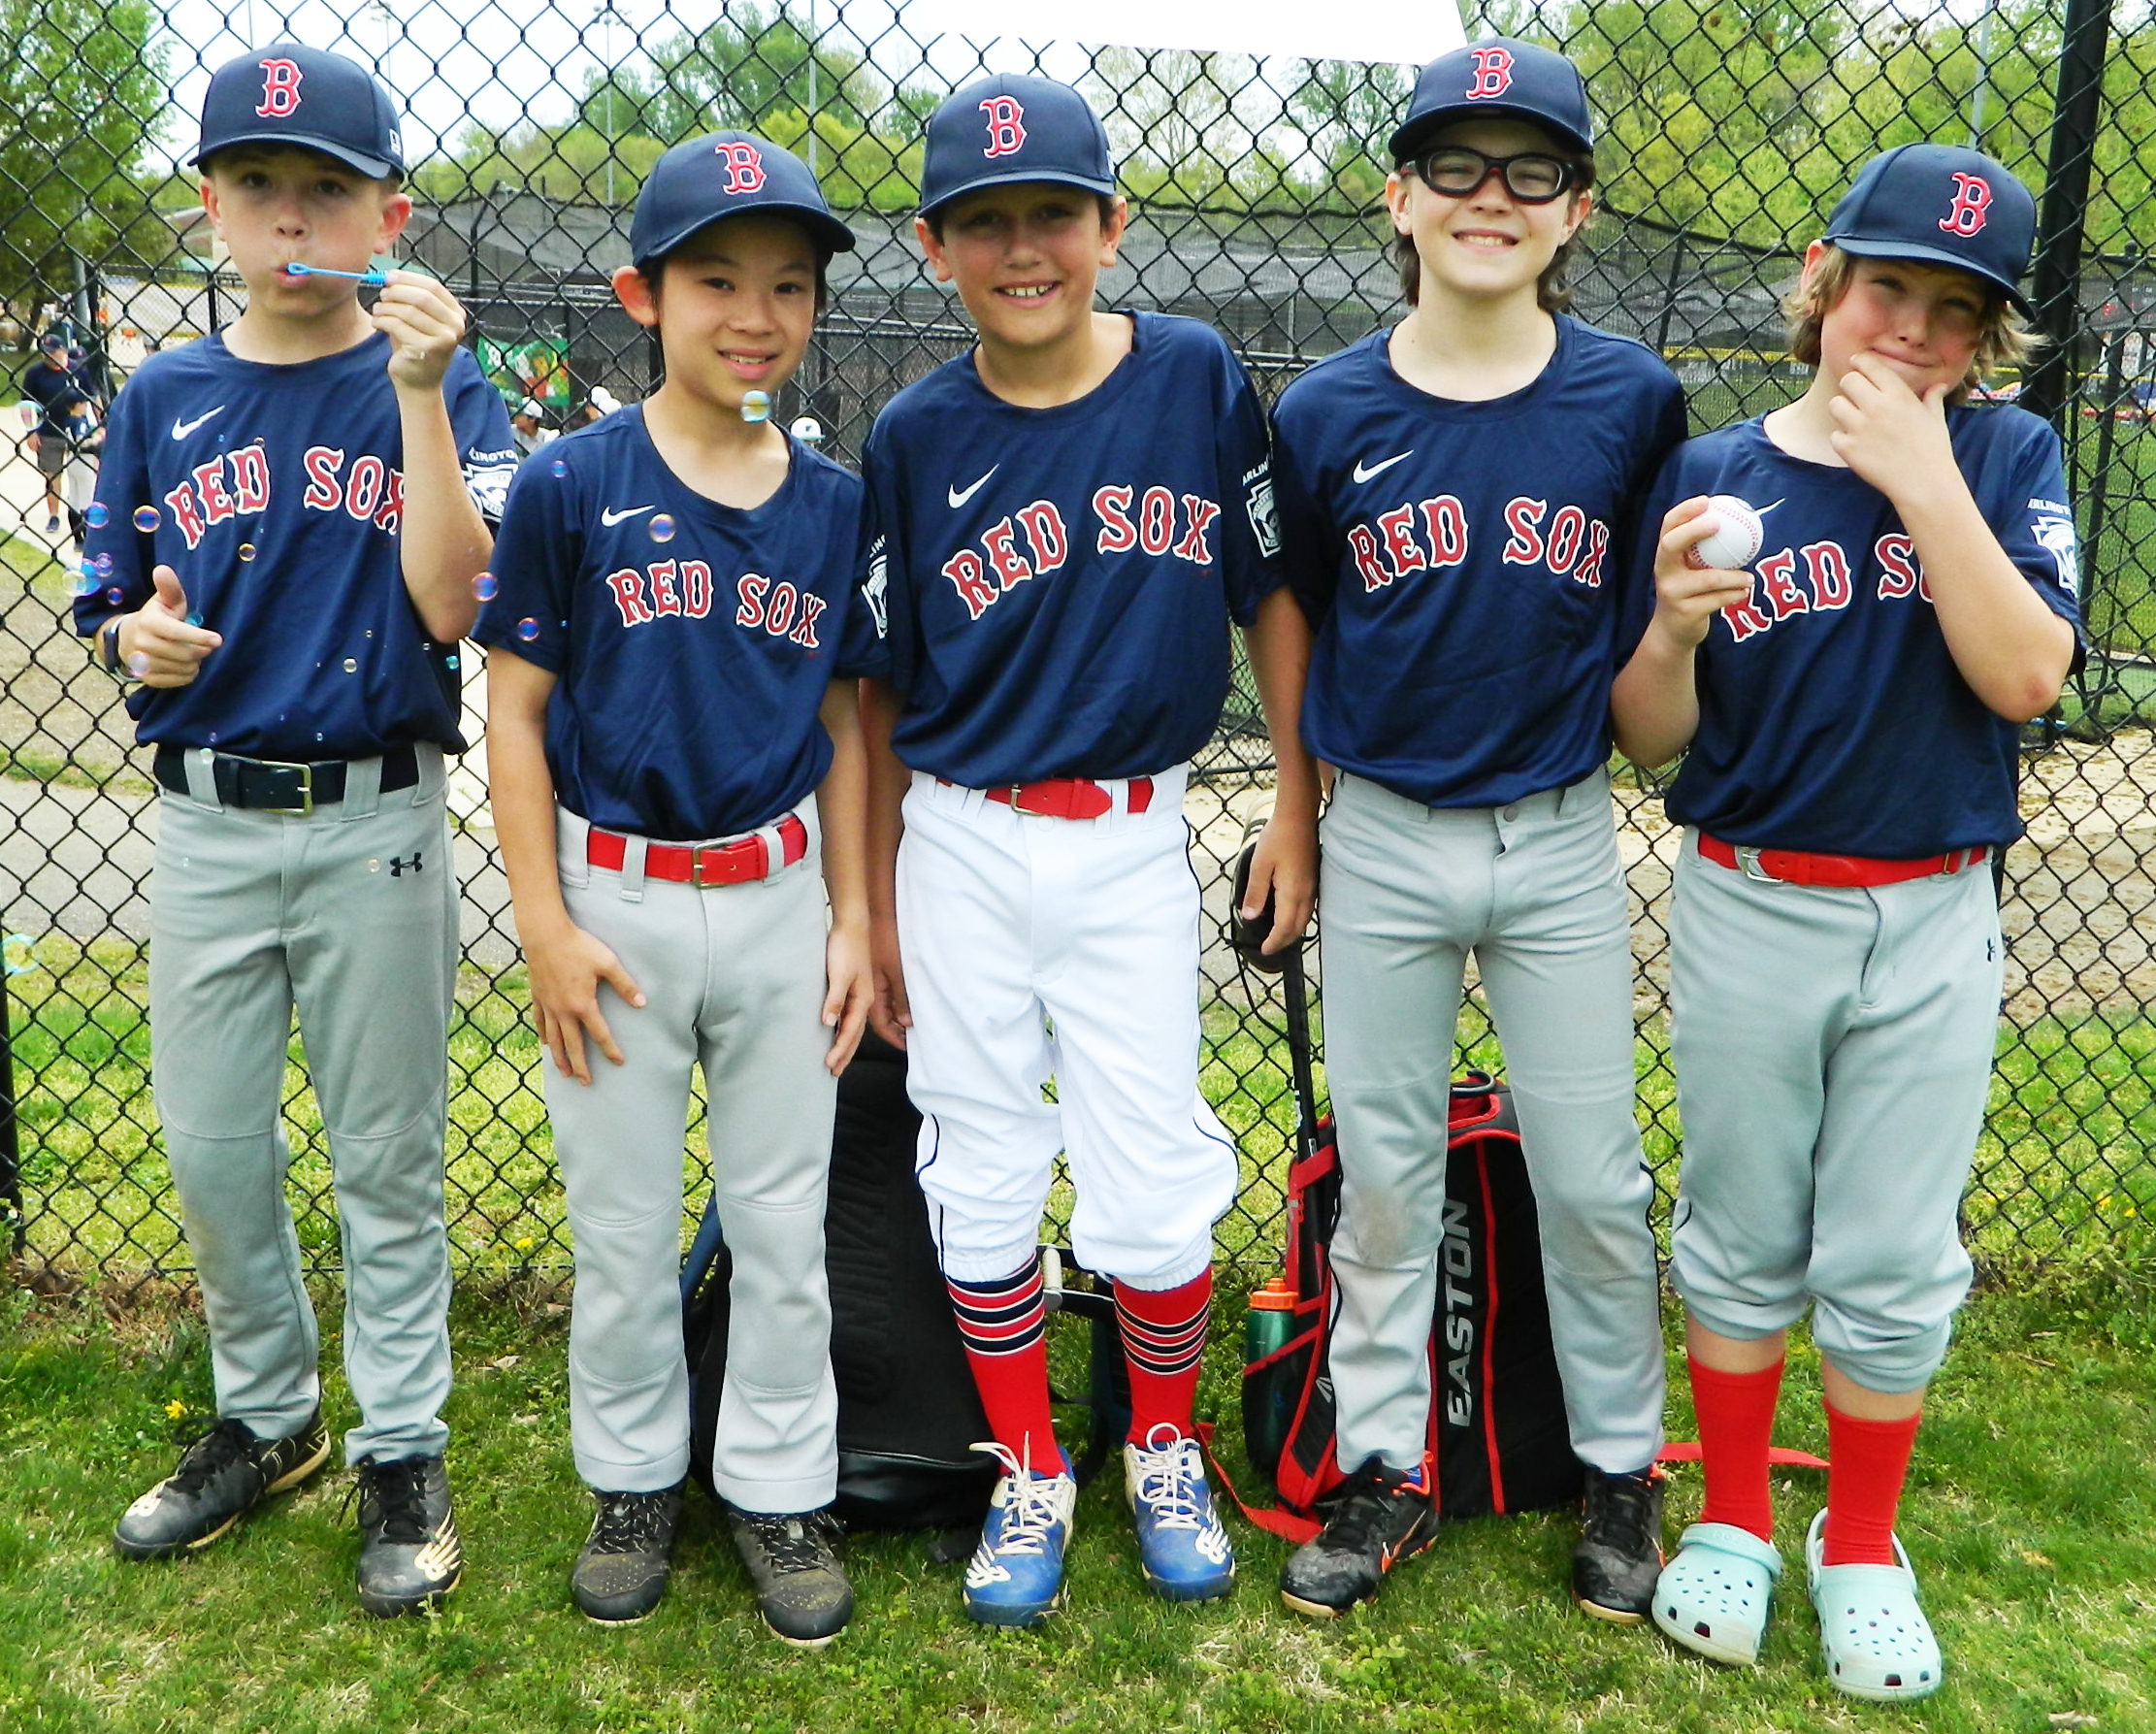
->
[260, 760, 313, 816]
[1007, 783, 1053, 818]
[692, 837, 763, 887]
[1734, 845, 1779, 884]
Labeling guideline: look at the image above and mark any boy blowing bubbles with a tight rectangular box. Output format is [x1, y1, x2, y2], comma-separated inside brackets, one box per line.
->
[88, 45, 514, 1616]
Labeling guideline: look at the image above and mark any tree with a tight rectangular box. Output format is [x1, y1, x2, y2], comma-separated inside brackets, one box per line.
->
[0, 0, 169, 329]
[1290, 59, 1413, 209]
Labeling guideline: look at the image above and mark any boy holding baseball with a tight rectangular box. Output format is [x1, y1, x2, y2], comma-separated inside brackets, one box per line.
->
[1614, 144, 2078, 1700]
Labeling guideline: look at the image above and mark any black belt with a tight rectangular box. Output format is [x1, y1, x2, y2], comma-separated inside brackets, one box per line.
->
[153, 744, 419, 814]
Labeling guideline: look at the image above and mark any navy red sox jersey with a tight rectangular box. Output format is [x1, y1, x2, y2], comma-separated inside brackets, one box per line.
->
[1629, 408, 2082, 858]
[860, 311, 1281, 786]
[73, 332, 516, 758]
[1272, 316, 1687, 807]
[476, 408, 883, 842]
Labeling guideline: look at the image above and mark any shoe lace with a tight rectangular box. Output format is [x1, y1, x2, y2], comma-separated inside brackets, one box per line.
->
[356, 1456, 432, 1545]
[167, 1418, 256, 1496]
[1585, 1471, 1657, 1552]
[591, 1490, 672, 1554]
[1129, 1423, 1203, 1532]
[1321, 1459, 1424, 1554]
[974, 1440, 1065, 1558]
[736, 1510, 838, 1576]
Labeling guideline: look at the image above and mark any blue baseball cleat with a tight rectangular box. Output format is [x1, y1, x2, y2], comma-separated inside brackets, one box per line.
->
[963, 1442, 1077, 1627]
[1124, 1423, 1235, 1601]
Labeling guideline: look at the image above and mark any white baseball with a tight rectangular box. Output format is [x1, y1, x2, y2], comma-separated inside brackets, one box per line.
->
[1686, 495, 1764, 570]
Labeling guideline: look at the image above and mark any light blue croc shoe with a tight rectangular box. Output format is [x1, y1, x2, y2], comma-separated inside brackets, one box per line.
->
[1806, 1510, 1944, 1702]
[1651, 1521, 1784, 1665]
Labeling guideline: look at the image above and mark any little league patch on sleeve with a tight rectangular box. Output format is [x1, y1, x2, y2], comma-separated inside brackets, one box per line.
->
[1246, 474, 1281, 559]
[2032, 516, 2079, 595]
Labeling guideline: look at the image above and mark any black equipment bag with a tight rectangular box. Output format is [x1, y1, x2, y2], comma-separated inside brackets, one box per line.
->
[682, 1030, 1127, 1534]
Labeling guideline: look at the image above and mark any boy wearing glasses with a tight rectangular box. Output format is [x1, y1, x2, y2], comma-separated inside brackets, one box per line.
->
[1264, 39, 1686, 1620]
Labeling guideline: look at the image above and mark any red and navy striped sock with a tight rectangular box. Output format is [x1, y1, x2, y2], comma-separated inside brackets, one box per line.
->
[1113, 1267, 1212, 1444]
[946, 1260, 1058, 1469]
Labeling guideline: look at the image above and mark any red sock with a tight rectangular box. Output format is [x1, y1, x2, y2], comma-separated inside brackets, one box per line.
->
[1688, 1355, 1784, 1541]
[1113, 1268, 1212, 1444]
[1820, 1399, 1921, 1567]
[946, 1262, 1059, 1470]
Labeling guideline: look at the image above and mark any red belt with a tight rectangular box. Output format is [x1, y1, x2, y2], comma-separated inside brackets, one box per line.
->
[954, 776, 1153, 820]
[1698, 832, 1986, 889]
[587, 813, 808, 887]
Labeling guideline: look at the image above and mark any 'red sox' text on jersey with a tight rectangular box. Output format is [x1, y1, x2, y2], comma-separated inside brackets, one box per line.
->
[857, 311, 1283, 788]
[1624, 407, 2083, 860]
[1269, 317, 1689, 809]
[475, 407, 885, 843]
[74, 332, 516, 761]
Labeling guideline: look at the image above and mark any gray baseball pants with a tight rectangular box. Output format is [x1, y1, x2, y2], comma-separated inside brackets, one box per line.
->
[149, 746, 456, 1465]
[1667, 835, 2004, 1392]
[1317, 769, 1665, 1477]
[546, 804, 838, 1512]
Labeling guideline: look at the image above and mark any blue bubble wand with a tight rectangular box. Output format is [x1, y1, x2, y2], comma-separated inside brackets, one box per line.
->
[281, 262, 389, 286]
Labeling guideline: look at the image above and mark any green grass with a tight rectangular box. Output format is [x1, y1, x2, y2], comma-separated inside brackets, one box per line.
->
[1, 1278, 2152, 1732]
[11, 934, 2155, 1282]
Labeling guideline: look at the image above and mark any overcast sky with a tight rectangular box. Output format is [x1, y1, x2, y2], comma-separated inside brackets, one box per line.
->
[148, 0, 1467, 167]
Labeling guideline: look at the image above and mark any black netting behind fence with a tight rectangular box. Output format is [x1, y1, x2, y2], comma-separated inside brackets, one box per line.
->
[3, 0, 2153, 1293]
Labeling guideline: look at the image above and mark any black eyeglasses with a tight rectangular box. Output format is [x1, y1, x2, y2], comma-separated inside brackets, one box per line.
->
[1411, 147, 1577, 205]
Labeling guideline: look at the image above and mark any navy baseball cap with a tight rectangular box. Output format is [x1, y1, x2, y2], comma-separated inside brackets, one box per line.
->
[631, 132, 854, 269]
[919, 76, 1116, 216]
[37, 331, 65, 353]
[1824, 144, 2036, 314]
[192, 44, 404, 180]
[1389, 38, 1593, 163]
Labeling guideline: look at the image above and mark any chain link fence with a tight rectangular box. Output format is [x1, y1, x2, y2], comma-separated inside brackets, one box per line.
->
[3, 0, 2153, 1295]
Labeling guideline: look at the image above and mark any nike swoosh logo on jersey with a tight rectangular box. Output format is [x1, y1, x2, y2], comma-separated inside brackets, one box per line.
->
[948, 467, 997, 508]
[171, 407, 226, 441]
[1353, 450, 1413, 484]
[600, 505, 654, 526]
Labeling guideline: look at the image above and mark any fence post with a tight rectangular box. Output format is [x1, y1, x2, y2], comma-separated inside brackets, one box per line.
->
[1652, 227, 1686, 355]
[2018, 0, 2115, 428]
[1, 959, 24, 1259]
[2016, 0, 2114, 761]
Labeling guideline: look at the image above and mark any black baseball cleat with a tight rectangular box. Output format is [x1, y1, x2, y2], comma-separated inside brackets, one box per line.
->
[572, 1484, 684, 1623]
[354, 1454, 461, 1617]
[1278, 1456, 1439, 1619]
[724, 1504, 853, 1648]
[1573, 1464, 1666, 1624]
[113, 1411, 330, 1560]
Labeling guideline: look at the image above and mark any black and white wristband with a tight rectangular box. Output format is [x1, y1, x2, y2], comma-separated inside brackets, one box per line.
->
[98, 613, 133, 679]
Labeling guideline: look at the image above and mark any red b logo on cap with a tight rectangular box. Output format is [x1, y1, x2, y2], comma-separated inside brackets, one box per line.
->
[256, 58, 303, 118]
[980, 96, 1027, 158]
[1940, 172, 1992, 237]
[712, 141, 766, 194]
[1466, 47, 1515, 99]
